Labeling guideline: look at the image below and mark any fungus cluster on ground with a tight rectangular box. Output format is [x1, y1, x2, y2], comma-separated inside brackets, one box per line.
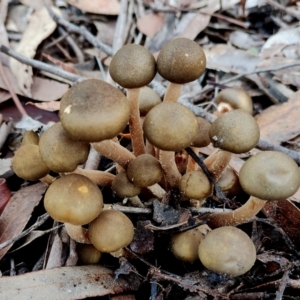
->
[12, 38, 300, 278]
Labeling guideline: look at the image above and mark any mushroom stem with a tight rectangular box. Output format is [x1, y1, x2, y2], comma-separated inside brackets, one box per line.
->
[73, 168, 115, 187]
[207, 196, 266, 228]
[92, 139, 135, 169]
[163, 82, 183, 102]
[186, 146, 200, 172]
[159, 150, 182, 188]
[64, 223, 91, 244]
[127, 88, 146, 156]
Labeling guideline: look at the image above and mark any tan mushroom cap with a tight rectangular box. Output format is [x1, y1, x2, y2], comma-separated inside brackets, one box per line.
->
[39, 122, 90, 173]
[21, 131, 39, 146]
[44, 174, 103, 225]
[111, 171, 141, 198]
[109, 44, 156, 89]
[60, 79, 130, 142]
[198, 226, 256, 277]
[157, 38, 206, 84]
[215, 88, 253, 114]
[12, 144, 49, 181]
[179, 171, 212, 200]
[143, 102, 198, 151]
[88, 210, 134, 253]
[239, 151, 300, 200]
[138, 86, 161, 116]
[127, 154, 164, 187]
[209, 109, 260, 153]
[191, 117, 211, 148]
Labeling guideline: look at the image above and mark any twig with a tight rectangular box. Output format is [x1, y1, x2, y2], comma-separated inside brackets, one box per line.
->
[266, 0, 300, 20]
[43, 2, 113, 57]
[0, 59, 27, 116]
[275, 270, 290, 300]
[201, 61, 300, 95]
[0, 45, 84, 83]
[0, 213, 50, 251]
[104, 204, 151, 214]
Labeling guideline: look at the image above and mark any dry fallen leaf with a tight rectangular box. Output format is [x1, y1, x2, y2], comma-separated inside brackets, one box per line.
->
[0, 182, 47, 259]
[9, 7, 60, 97]
[65, 0, 120, 15]
[0, 265, 133, 300]
[137, 13, 165, 38]
[26, 101, 60, 112]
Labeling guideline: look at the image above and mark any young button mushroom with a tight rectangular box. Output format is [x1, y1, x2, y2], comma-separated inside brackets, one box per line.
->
[157, 38, 206, 102]
[44, 173, 103, 226]
[138, 86, 162, 116]
[126, 154, 164, 188]
[12, 144, 49, 181]
[39, 122, 90, 173]
[208, 151, 300, 228]
[21, 130, 39, 146]
[111, 171, 141, 198]
[143, 101, 198, 187]
[215, 87, 253, 115]
[88, 210, 134, 253]
[60, 79, 130, 142]
[198, 226, 256, 277]
[109, 44, 157, 156]
[171, 225, 211, 263]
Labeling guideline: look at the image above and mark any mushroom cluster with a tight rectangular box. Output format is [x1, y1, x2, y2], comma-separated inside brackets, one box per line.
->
[11, 38, 300, 277]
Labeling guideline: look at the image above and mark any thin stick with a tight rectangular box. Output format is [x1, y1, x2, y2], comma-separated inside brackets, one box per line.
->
[0, 60, 27, 116]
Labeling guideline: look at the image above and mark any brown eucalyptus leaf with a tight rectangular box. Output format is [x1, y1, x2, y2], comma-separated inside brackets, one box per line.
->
[0, 265, 133, 300]
[65, 0, 120, 15]
[0, 182, 47, 259]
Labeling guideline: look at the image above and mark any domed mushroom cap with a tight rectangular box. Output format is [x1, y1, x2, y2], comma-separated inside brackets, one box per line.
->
[111, 171, 141, 198]
[12, 144, 49, 181]
[21, 131, 39, 146]
[89, 210, 134, 253]
[198, 226, 256, 277]
[157, 38, 206, 84]
[215, 88, 253, 114]
[143, 102, 198, 151]
[191, 117, 211, 148]
[60, 79, 130, 142]
[239, 151, 300, 200]
[39, 122, 90, 173]
[209, 109, 260, 153]
[44, 174, 103, 225]
[109, 44, 156, 89]
[127, 154, 164, 187]
[179, 171, 212, 200]
[138, 86, 161, 116]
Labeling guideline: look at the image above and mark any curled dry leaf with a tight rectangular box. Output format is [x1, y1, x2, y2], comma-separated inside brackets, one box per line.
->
[9, 7, 60, 97]
[0, 265, 133, 300]
[0, 182, 47, 259]
[65, 0, 120, 15]
[0, 178, 10, 215]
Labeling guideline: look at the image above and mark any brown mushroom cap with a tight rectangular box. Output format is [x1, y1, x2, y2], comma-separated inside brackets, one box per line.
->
[44, 174, 103, 225]
[12, 144, 49, 181]
[21, 131, 39, 146]
[39, 122, 90, 173]
[60, 79, 130, 142]
[88, 210, 134, 253]
[209, 109, 260, 153]
[157, 38, 206, 84]
[198, 226, 256, 277]
[109, 44, 156, 89]
[138, 86, 161, 116]
[215, 88, 253, 114]
[77, 244, 102, 265]
[143, 102, 198, 151]
[191, 117, 211, 148]
[171, 225, 210, 263]
[111, 171, 141, 198]
[126, 154, 164, 187]
[239, 151, 300, 200]
[179, 171, 212, 200]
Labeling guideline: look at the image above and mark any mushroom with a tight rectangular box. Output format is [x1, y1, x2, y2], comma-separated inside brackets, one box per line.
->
[39, 122, 90, 173]
[111, 171, 141, 198]
[12, 144, 49, 181]
[77, 244, 102, 265]
[126, 154, 164, 188]
[138, 86, 162, 116]
[88, 209, 134, 253]
[171, 224, 211, 263]
[207, 151, 300, 228]
[157, 38, 206, 102]
[109, 44, 157, 156]
[215, 87, 253, 115]
[198, 226, 256, 277]
[59, 79, 130, 142]
[143, 101, 198, 187]
[21, 130, 39, 146]
[44, 173, 103, 225]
